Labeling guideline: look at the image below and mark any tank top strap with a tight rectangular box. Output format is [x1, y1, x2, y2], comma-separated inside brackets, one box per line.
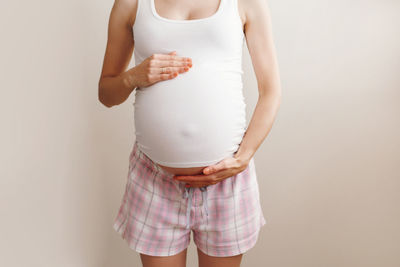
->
[222, 0, 238, 14]
[218, 0, 243, 29]
[133, 0, 151, 27]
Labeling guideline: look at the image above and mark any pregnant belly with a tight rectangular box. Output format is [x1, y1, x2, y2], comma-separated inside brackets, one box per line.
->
[134, 65, 247, 170]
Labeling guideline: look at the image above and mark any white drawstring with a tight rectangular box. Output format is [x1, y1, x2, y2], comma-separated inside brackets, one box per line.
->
[183, 186, 209, 229]
[199, 186, 209, 217]
[183, 187, 193, 229]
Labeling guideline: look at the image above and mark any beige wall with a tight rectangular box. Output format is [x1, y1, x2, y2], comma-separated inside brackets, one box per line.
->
[1, 0, 399, 266]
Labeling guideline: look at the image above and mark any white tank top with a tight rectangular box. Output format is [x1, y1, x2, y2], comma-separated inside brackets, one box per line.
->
[133, 0, 247, 167]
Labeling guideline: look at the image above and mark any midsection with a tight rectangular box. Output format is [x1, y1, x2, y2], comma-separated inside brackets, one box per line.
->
[134, 60, 246, 169]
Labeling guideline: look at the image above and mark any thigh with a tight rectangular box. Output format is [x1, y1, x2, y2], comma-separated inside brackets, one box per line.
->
[113, 141, 192, 256]
[140, 248, 188, 267]
[192, 158, 267, 257]
[197, 247, 243, 267]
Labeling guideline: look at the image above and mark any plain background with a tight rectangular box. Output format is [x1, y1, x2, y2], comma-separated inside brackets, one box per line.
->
[1, 0, 399, 266]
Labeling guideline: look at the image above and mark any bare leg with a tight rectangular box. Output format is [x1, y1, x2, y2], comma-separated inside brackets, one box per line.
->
[140, 248, 188, 267]
[197, 247, 243, 267]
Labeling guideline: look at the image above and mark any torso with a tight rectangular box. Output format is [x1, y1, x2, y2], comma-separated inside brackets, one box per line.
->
[131, 0, 247, 175]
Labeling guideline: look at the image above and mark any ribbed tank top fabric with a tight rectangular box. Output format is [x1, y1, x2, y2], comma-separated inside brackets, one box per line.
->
[132, 0, 247, 167]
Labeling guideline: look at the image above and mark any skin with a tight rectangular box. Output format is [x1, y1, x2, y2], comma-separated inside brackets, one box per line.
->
[99, 0, 281, 266]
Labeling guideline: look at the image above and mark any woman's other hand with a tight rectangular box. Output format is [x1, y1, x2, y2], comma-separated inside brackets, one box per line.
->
[173, 156, 250, 188]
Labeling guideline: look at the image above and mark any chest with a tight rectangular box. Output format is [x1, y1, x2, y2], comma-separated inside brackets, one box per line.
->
[153, 0, 223, 21]
[132, 0, 244, 61]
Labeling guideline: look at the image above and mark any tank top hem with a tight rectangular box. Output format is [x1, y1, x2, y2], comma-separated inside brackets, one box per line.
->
[138, 145, 235, 168]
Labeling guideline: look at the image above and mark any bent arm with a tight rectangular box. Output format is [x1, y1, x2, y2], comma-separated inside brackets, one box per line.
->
[234, 0, 282, 164]
[98, 0, 139, 108]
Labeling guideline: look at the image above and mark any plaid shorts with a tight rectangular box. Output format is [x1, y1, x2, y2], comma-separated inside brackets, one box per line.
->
[113, 141, 267, 257]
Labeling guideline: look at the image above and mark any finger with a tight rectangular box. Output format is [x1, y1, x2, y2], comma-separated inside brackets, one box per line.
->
[150, 60, 192, 68]
[148, 72, 178, 83]
[178, 172, 231, 187]
[155, 66, 190, 74]
[147, 59, 192, 75]
[152, 53, 192, 62]
[202, 161, 227, 175]
[162, 60, 192, 68]
[174, 174, 212, 183]
[159, 72, 178, 80]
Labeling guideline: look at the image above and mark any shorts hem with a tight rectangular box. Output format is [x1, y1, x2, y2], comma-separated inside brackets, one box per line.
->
[193, 218, 267, 257]
[113, 221, 190, 257]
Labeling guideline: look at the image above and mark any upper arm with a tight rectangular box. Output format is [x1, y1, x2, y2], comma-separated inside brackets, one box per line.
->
[99, 0, 138, 79]
[242, 0, 281, 98]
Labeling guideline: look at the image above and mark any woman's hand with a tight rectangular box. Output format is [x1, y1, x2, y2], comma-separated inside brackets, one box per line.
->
[131, 51, 192, 89]
[173, 156, 250, 188]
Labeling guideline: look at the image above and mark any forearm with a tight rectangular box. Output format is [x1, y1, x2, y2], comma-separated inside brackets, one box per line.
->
[234, 92, 281, 164]
[98, 67, 137, 107]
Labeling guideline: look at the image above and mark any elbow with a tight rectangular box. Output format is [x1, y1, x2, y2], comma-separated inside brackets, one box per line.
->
[99, 97, 114, 108]
[99, 95, 114, 108]
[259, 90, 281, 103]
[276, 92, 282, 106]
[274, 92, 282, 111]
[258, 88, 282, 111]
[98, 81, 114, 108]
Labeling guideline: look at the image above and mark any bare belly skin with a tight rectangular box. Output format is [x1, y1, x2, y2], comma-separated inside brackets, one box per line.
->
[157, 164, 206, 176]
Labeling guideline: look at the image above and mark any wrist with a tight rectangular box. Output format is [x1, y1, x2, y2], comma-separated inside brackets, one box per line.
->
[121, 68, 138, 92]
[233, 150, 253, 168]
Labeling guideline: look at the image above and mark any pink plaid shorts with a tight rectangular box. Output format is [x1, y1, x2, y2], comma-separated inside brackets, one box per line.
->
[113, 141, 267, 257]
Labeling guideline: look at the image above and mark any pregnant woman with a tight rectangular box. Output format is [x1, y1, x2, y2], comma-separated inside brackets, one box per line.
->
[98, 0, 281, 266]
